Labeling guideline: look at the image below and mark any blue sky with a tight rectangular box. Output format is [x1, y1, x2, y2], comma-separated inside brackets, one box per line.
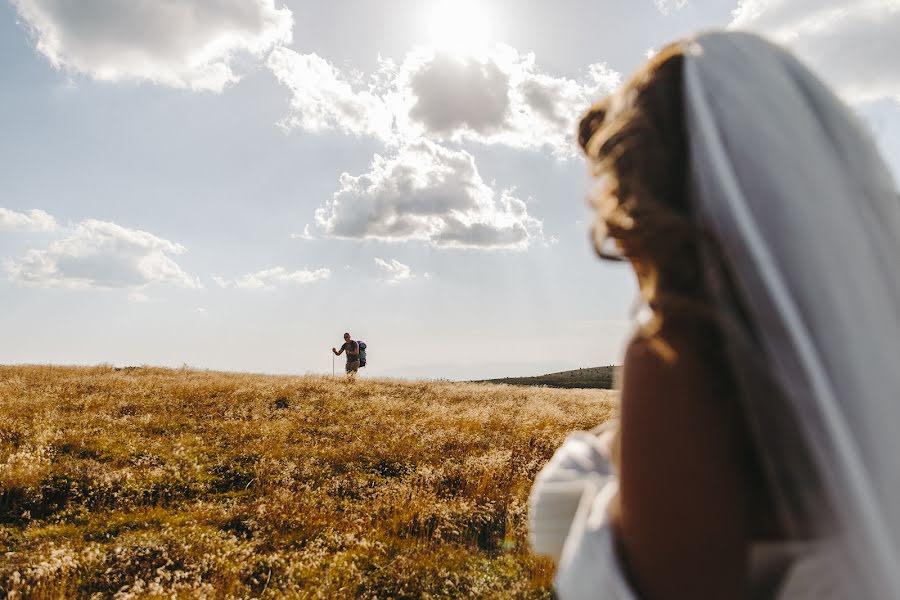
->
[1, 0, 898, 379]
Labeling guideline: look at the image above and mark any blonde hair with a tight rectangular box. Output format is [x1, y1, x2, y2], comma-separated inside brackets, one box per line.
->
[578, 42, 732, 376]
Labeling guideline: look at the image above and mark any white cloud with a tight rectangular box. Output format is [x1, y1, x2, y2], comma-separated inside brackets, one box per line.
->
[12, 0, 293, 92]
[314, 138, 543, 250]
[397, 46, 621, 156]
[270, 43, 617, 252]
[267, 47, 395, 138]
[404, 51, 511, 136]
[5, 218, 200, 290]
[213, 266, 330, 290]
[290, 224, 316, 240]
[732, 0, 900, 103]
[0, 208, 57, 232]
[269, 44, 620, 156]
[374, 258, 413, 284]
[655, 0, 688, 15]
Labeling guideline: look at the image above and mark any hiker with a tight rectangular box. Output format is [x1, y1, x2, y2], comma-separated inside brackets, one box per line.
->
[529, 31, 900, 599]
[332, 333, 360, 379]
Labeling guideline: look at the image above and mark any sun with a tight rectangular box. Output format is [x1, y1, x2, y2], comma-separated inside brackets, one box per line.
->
[426, 0, 492, 57]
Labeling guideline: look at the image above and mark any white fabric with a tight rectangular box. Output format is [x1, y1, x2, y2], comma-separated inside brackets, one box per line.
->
[528, 432, 635, 599]
[684, 31, 900, 598]
[528, 432, 613, 561]
[529, 434, 836, 599]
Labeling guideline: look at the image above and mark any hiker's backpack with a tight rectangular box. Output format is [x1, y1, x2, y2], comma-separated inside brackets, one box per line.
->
[357, 341, 367, 367]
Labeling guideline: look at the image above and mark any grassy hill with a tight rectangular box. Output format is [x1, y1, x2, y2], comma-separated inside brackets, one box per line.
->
[480, 366, 618, 390]
[0, 365, 618, 598]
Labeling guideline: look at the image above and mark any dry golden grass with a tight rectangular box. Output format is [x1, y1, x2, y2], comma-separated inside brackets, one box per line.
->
[0, 365, 618, 599]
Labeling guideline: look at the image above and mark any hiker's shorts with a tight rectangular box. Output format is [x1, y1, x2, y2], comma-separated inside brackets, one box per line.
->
[346, 360, 360, 373]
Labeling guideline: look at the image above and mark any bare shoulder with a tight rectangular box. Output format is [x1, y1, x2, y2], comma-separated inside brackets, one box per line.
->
[615, 332, 750, 599]
[622, 331, 729, 418]
[628, 320, 753, 423]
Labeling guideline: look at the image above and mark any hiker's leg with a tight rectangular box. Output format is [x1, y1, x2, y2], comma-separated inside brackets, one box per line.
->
[346, 360, 359, 382]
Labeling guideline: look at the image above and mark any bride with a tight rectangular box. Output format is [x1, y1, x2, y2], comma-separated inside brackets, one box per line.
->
[529, 31, 900, 599]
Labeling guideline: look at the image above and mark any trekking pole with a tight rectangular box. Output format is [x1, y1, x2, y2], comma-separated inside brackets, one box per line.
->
[332, 353, 335, 377]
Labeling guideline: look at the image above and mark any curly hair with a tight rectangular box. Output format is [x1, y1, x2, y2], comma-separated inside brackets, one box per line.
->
[578, 42, 730, 374]
[579, 43, 828, 537]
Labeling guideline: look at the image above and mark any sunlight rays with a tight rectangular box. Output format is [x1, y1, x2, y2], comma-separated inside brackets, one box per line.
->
[425, 0, 493, 58]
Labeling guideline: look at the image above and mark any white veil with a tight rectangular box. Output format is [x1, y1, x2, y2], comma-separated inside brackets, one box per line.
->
[684, 32, 900, 598]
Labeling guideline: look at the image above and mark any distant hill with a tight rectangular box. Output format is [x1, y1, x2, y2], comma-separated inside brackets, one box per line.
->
[479, 365, 618, 390]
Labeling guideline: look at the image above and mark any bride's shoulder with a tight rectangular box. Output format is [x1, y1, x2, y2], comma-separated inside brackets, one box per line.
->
[616, 330, 752, 598]
[623, 327, 719, 396]
[622, 326, 744, 443]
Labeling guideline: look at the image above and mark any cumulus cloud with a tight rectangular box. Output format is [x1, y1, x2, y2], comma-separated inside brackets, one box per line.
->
[314, 139, 543, 250]
[405, 52, 511, 136]
[655, 0, 689, 15]
[5, 218, 200, 289]
[374, 258, 413, 284]
[12, 0, 293, 91]
[732, 0, 900, 102]
[269, 44, 620, 156]
[267, 47, 395, 138]
[396, 46, 621, 156]
[270, 43, 618, 251]
[290, 224, 316, 240]
[212, 266, 330, 290]
[0, 208, 57, 232]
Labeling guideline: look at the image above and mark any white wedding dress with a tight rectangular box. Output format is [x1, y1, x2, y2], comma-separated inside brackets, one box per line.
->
[528, 432, 836, 599]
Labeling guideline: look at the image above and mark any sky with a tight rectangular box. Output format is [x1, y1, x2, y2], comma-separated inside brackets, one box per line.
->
[1, 0, 898, 380]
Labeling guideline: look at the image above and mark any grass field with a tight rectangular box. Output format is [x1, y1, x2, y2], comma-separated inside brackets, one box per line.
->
[0, 365, 618, 598]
